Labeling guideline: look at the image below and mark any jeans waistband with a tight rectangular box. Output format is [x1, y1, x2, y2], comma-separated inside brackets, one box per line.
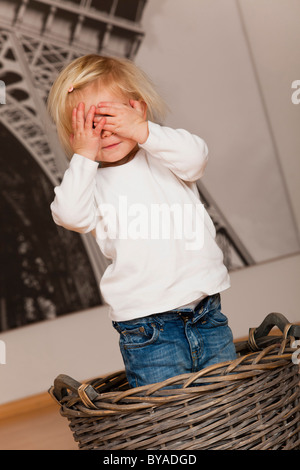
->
[170, 294, 218, 311]
[158, 293, 220, 318]
[113, 294, 221, 327]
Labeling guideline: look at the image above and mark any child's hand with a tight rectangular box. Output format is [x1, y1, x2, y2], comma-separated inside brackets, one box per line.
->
[70, 102, 106, 161]
[94, 100, 149, 144]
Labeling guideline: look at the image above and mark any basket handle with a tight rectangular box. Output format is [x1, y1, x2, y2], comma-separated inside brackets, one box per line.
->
[252, 312, 299, 339]
[49, 373, 99, 408]
[248, 312, 300, 351]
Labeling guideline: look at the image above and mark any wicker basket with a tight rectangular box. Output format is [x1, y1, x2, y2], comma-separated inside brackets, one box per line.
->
[49, 313, 300, 450]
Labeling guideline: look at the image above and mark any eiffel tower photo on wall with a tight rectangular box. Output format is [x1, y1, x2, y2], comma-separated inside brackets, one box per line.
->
[0, 0, 150, 332]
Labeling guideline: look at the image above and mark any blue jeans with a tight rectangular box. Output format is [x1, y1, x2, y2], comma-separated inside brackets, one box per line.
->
[112, 294, 236, 388]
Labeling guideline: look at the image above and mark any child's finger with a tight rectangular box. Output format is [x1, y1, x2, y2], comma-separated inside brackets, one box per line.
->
[97, 101, 123, 108]
[129, 99, 139, 109]
[71, 107, 77, 131]
[129, 99, 144, 116]
[76, 102, 85, 130]
[85, 105, 96, 129]
[94, 115, 114, 125]
[101, 123, 116, 133]
[94, 116, 106, 135]
[95, 105, 117, 116]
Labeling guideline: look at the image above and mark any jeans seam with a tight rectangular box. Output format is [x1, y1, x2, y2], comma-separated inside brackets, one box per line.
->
[191, 324, 204, 371]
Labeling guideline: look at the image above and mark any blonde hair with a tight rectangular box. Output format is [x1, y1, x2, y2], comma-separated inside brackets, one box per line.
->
[47, 54, 167, 159]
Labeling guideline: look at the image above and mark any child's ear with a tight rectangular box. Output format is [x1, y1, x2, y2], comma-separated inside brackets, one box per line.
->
[141, 100, 148, 119]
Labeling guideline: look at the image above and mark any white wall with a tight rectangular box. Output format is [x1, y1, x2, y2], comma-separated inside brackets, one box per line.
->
[0, 304, 123, 404]
[1, 0, 300, 406]
[135, 0, 300, 261]
[222, 254, 300, 338]
[238, 0, 300, 235]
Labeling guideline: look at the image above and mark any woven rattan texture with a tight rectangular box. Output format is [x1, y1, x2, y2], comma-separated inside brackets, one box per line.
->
[56, 342, 300, 450]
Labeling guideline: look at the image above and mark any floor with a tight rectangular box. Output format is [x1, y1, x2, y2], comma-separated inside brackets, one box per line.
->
[0, 402, 78, 450]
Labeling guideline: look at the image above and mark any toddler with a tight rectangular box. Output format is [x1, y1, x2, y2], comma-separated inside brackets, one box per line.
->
[48, 54, 236, 388]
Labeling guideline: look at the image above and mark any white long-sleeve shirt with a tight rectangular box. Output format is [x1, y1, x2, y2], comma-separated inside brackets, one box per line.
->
[50, 121, 230, 321]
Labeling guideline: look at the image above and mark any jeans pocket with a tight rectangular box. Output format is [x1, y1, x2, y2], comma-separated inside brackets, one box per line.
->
[197, 308, 229, 329]
[113, 320, 160, 350]
[206, 309, 229, 327]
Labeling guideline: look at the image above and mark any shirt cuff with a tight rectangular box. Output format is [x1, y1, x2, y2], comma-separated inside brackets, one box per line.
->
[139, 121, 160, 151]
[70, 153, 100, 171]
